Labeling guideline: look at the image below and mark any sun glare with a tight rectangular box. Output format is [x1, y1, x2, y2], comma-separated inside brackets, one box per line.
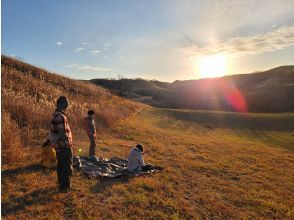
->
[199, 54, 227, 78]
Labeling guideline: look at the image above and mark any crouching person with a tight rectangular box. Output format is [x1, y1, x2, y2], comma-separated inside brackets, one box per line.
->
[40, 137, 57, 169]
[51, 96, 73, 193]
[127, 144, 154, 172]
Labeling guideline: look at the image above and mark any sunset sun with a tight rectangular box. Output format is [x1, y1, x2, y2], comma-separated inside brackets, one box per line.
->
[199, 54, 227, 78]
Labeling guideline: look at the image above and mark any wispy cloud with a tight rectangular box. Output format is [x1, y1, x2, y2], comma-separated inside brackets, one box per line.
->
[74, 47, 84, 53]
[182, 26, 294, 57]
[104, 42, 112, 47]
[63, 64, 111, 72]
[56, 41, 63, 46]
[89, 50, 101, 55]
[82, 42, 90, 45]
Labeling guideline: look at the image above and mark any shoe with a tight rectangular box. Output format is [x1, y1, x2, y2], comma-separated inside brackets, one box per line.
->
[59, 186, 71, 193]
[59, 188, 68, 193]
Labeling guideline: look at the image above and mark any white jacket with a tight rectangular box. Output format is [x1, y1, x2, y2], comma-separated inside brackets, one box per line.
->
[127, 147, 145, 172]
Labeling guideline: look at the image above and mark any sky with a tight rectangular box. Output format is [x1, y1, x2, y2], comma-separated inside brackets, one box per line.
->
[2, 0, 294, 81]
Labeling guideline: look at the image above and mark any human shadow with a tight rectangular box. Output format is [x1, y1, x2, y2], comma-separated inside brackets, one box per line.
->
[2, 164, 54, 179]
[90, 175, 132, 193]
[89, 168, 163, 194]
[1, 187, 58, 217]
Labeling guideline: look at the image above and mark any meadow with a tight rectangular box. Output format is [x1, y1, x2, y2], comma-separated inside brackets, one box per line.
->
[2, 107, 294, 219]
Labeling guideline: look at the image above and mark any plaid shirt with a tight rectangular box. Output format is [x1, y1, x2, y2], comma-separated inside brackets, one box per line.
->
[51, 110, 73, 148]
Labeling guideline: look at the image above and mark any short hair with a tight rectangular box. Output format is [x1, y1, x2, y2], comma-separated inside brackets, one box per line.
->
[136, 144, 144, 152]
[56, 96, 69, 109]
[88, 109, 95, 115]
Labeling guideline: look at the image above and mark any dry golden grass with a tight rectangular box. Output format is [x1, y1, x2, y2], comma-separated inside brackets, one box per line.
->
[1, 112, 23, 164]
[1, 55, 141, 162]
[2, 107, 294, 219]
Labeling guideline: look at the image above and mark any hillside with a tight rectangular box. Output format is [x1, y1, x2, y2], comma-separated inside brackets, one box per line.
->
[90, 66, 294, 112]
[1, 55, 141, 164]
[2, 107, 294, 219]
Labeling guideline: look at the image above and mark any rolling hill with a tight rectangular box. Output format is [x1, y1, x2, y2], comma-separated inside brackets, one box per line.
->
[1, 55, 141, 163]
[90, 66, 294, 113]
[1, 56, 294, 219]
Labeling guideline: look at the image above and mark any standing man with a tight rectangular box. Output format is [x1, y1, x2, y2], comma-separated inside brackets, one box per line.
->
[51, 96, 73, 192]
[84, 109, 97, 157]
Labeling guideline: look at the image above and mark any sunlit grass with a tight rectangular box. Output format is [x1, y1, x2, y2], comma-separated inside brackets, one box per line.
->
[3, 107, 293, 219]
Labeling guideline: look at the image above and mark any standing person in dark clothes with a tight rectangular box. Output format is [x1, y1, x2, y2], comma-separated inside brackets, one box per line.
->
[84, 109, 97, 157]
[51, 96, 73, 193]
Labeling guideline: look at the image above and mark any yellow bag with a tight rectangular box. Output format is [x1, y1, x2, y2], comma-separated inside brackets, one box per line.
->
[40, 146, 57, 168]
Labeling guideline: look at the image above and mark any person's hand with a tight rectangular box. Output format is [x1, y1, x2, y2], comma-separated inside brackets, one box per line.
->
[93, 133, 97, 139]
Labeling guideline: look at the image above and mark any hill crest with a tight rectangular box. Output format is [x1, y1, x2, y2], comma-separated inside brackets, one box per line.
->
[89, 66, 294, 113]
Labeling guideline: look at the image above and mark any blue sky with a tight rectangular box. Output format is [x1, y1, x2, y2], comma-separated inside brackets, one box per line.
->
[2, 0, 294, 81]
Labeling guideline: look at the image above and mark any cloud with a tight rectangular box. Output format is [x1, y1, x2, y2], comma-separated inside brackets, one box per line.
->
[82, 42, 90, 45]
[104, 42, 112, 47]
[56, 41, 63, 46]
[89, 50, 101, 55]
[74, 48, 84, 53]
[63, 64, 111, 72]
[182, 26, 294, 57]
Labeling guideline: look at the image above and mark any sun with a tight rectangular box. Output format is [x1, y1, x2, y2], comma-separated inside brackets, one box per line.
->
[199, 54, 227, 78]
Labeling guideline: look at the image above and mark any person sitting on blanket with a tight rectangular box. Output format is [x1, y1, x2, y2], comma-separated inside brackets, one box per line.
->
[127, 144, 154, 172]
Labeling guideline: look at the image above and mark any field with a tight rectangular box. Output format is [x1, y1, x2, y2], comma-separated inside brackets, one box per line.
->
[2, 107, 294, 219]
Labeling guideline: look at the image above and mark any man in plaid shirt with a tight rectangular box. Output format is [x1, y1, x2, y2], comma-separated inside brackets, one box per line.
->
[51, 96, 73, 192]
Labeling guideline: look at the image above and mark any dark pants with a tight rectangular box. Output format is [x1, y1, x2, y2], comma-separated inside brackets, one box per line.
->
[88, 135, 96, 156]
[141, 164, 154, 172]
[56, 146, 73, 190]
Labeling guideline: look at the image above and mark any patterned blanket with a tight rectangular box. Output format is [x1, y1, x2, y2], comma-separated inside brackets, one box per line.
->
[73, 156, 162, 179]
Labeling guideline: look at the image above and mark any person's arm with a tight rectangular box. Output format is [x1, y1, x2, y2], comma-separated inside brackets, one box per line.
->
[93, 119, 97, 139]
[83, 118, 92, 137]
[138, 153, 145, 167]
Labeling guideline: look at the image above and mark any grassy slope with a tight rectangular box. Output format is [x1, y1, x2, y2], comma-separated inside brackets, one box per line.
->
[2, 107, 294, 219]
[1, 55, 141, 164]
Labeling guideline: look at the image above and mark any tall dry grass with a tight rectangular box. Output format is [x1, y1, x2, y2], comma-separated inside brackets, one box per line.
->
[1, 55, 141, 164]
[1, 112, 23, 164]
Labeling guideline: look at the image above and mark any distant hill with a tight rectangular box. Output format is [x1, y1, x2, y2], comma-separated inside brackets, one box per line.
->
[90, 66, 294, 113]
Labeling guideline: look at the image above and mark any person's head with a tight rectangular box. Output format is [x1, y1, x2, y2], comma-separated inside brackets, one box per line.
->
[56, 96, 69, 111]
[136, 144, 144, 153]
[88, 109, 95, 117]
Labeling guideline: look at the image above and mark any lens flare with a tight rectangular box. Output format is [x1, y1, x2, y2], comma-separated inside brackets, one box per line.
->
[220, 79, 248, 112]
[199, 54, 227, 78]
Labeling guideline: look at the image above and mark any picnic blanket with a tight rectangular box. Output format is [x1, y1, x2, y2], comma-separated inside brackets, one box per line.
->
[73, 156, 162, 179]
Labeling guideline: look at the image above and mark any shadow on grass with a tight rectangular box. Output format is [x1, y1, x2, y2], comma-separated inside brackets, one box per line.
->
[90, 168, 164, 194]
[157, 108, 294, 131]
[243, 130, 294, 151]
[1, 187, 58, 217]
[90, 175, 132, 193]
[2, 164, 54, 179]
